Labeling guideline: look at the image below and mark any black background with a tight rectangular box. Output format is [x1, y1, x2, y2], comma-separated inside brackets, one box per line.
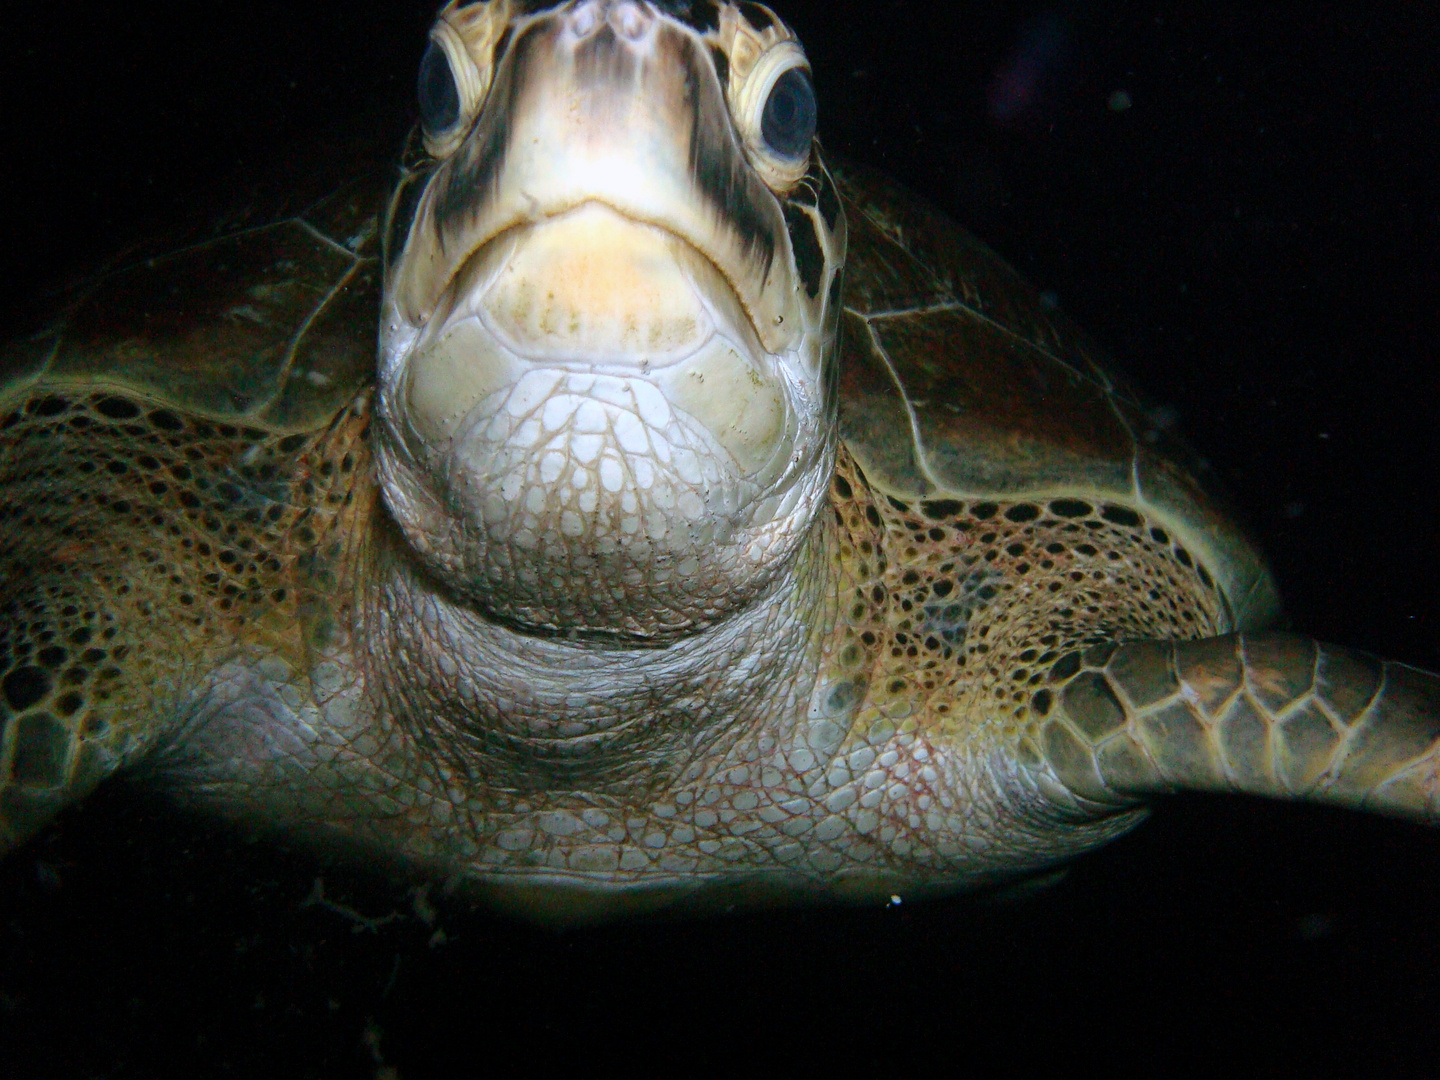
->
[1, 1, 1437, 1076]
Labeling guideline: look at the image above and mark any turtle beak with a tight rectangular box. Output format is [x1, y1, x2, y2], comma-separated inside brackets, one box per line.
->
[390, 5, 805, 359]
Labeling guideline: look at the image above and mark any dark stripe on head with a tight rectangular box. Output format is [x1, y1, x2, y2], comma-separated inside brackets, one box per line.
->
[575, 20, 639, 87]
[683, 41, 775, 276]
[783, 202, 824, 298]
[494, 24, 514, 67]
[815, 157, 841, 233]
[786, 156, 838, 230]
[385, 129, 436, 271]
[652, 0, 721, 32]
[824, 271, 843, 413]
[709, 43, 729, 92]
[683, 0, 721, 33]
[738, 2, 775, 31]
[432, 22, 538, 235]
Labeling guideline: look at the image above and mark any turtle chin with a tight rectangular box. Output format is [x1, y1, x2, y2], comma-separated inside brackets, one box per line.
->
[378, 362, 830, 638]
[375, 214, 833, 639]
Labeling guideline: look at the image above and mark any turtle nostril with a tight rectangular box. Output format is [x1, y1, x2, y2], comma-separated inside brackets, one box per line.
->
[612, 1, 647, 40]
[571, 1, 600, 37]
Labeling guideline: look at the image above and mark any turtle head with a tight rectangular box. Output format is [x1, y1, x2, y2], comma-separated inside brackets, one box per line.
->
[377, 0, 845, 639]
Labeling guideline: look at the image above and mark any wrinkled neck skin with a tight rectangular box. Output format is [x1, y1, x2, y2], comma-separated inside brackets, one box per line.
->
[365, 484, 843, 799]
[360, 0, 850, 853]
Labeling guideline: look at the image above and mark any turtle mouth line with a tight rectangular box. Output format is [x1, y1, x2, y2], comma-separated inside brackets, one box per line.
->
[434, 198, 768, 371]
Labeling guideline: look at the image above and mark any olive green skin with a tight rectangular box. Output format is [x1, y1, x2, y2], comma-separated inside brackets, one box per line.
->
[4, 151, 1437, 912]
[1, 152, 1245, 843]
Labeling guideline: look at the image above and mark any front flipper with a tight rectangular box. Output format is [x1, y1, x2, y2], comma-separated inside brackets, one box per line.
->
[1038, 633, 1440, 820]
[0, 572, 172, 853]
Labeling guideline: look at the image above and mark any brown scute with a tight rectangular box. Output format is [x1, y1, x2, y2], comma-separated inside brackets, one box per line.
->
[874, 306, 1134, 495]
[1314, 645, 1385, 725]
[1104, 640, 1178, 710]
[1340, 665, 1440, 791]
[1062, 672, 1129, 741]
[830, 453, 1228, 752]
[834, 161, 1111, 380]
[49, 229, 357, 420]
[836, 312, 932, 498]
[1040, 720, 1112, 803]
[0, 383, 373, 836]
[1093, 733, 1161, 794]
[1172, 634, 1243, 717]
[2, 177, 382, 434]
[1275, 703, 1341, 793]
[1136, 701, 1220, 786]
[1215, 692, 1273, 789]
[1240, 633, 1318, 713]
[833, 163, 1282, 630]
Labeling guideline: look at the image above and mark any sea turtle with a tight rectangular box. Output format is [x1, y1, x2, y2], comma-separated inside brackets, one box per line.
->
[1, 0, 1436, 924]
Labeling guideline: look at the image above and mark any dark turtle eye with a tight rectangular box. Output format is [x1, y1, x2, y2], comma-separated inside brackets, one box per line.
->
[418, 38, 462, 138]
[760, 66, 816, 159]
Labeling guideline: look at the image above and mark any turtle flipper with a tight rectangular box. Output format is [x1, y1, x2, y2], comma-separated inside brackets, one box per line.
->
[1038, 632, 1440, 820]
[0, 572, 169, 854]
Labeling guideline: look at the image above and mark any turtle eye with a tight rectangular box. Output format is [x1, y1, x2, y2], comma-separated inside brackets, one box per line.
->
[760, 67, 816, 160]
[729, 38, 814, 192]
[417, 18, 495, 159]
[418, 39, 462, 138]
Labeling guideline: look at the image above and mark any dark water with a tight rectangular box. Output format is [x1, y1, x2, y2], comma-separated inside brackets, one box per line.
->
[1, 1, 1436, 1075]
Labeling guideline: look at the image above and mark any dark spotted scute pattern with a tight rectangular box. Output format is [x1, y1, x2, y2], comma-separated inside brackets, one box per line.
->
[0, 387, 371, 845]
[829, 162, 1280, 631]
[0, 177, 384, 847]
[829, 452, 1227, 758]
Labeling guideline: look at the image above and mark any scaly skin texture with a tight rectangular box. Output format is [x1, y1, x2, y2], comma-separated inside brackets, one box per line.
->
[4, 1, 1438, 922]
[0, 387, 369, 849]
[1042, 634, 1440, 817]
[3, 375, 1438, 918]
[0, 379, 1199, 911]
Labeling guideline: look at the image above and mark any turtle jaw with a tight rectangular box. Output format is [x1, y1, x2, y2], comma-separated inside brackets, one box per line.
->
[375, 203, 835, 640]
[374, 0, 845, 638]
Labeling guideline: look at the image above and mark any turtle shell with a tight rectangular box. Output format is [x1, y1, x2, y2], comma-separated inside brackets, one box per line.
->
[832, 162, 1282, 631]
[0, 165, 389, 437]
[0, 154, 1280, 633]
